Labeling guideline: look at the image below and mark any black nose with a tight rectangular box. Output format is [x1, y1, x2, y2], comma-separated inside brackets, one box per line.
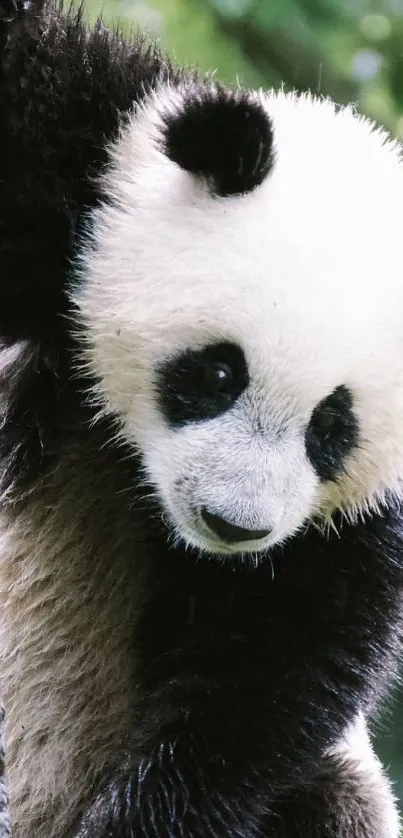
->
[201, 508, 271, 544]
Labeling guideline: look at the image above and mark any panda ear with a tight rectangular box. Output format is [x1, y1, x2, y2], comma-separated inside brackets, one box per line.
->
[161, 88, 275, 197]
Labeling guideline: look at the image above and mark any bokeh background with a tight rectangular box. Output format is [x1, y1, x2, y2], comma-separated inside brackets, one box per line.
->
[82, 0, 403, 809]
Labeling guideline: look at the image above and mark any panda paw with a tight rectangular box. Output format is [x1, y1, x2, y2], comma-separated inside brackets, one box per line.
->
[270, 749, 400, 838]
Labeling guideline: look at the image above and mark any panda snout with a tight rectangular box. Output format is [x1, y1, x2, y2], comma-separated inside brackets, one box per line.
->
[200, 506, 272, 545]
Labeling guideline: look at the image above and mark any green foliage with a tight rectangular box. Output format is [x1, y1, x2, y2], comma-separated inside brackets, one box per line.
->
[83, 0, 403, 135]
[81, 0, 403, 812]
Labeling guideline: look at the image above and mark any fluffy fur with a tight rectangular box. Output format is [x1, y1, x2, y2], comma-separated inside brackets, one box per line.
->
[0, 1, 403, 837]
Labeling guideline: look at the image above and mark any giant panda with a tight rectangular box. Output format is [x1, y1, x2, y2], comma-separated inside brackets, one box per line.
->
[1, 0, 403, 836]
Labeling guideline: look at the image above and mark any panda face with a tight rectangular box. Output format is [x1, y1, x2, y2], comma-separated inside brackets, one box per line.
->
[73, 85, 403, 556]
[149, 343, 360, 554]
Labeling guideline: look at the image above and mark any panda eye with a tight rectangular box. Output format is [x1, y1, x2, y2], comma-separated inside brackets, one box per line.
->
[204, 361, 234, 396]
[310, 405, 338, 434]
[157, 342, 249, 426]
[305, 385, 359, 481]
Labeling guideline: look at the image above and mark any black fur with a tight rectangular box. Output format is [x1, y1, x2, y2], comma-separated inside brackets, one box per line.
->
[162, 89, 275, 196]
[0, 0, 172, 341]
[0, 3, 402, 838]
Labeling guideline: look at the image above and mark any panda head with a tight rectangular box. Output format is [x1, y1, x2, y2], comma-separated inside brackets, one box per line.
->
[73, 84, 403, 558]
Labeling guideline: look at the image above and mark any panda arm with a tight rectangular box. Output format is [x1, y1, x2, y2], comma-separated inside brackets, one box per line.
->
[0, 0, 168, 491]
[0, 0, 90, 343]
[0, 0, 167, 343]
[0, 0, 105, 491]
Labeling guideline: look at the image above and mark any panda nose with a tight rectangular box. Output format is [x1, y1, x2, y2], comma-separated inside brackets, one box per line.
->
[201, 507, 271, 544]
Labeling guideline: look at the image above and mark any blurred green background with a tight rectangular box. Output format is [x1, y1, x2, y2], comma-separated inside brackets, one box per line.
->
[82, 0, 403, 809]
[83, 0, 403, 136]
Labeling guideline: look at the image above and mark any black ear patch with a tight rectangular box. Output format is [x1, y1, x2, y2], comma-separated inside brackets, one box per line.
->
[305, 386, 359, 482]
[161, 88, 275, 197]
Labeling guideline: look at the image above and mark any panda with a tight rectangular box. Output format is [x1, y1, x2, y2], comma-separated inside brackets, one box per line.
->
[1, 0, 403, 835]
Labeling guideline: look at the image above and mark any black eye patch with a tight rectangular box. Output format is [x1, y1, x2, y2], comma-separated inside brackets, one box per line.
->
[305, 385, 359, 481]
[156, 342, 249, 427]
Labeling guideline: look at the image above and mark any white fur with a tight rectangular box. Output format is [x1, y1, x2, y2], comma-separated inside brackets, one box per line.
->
[74, 84, 403, 554]
[326, 714, 401, 837]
